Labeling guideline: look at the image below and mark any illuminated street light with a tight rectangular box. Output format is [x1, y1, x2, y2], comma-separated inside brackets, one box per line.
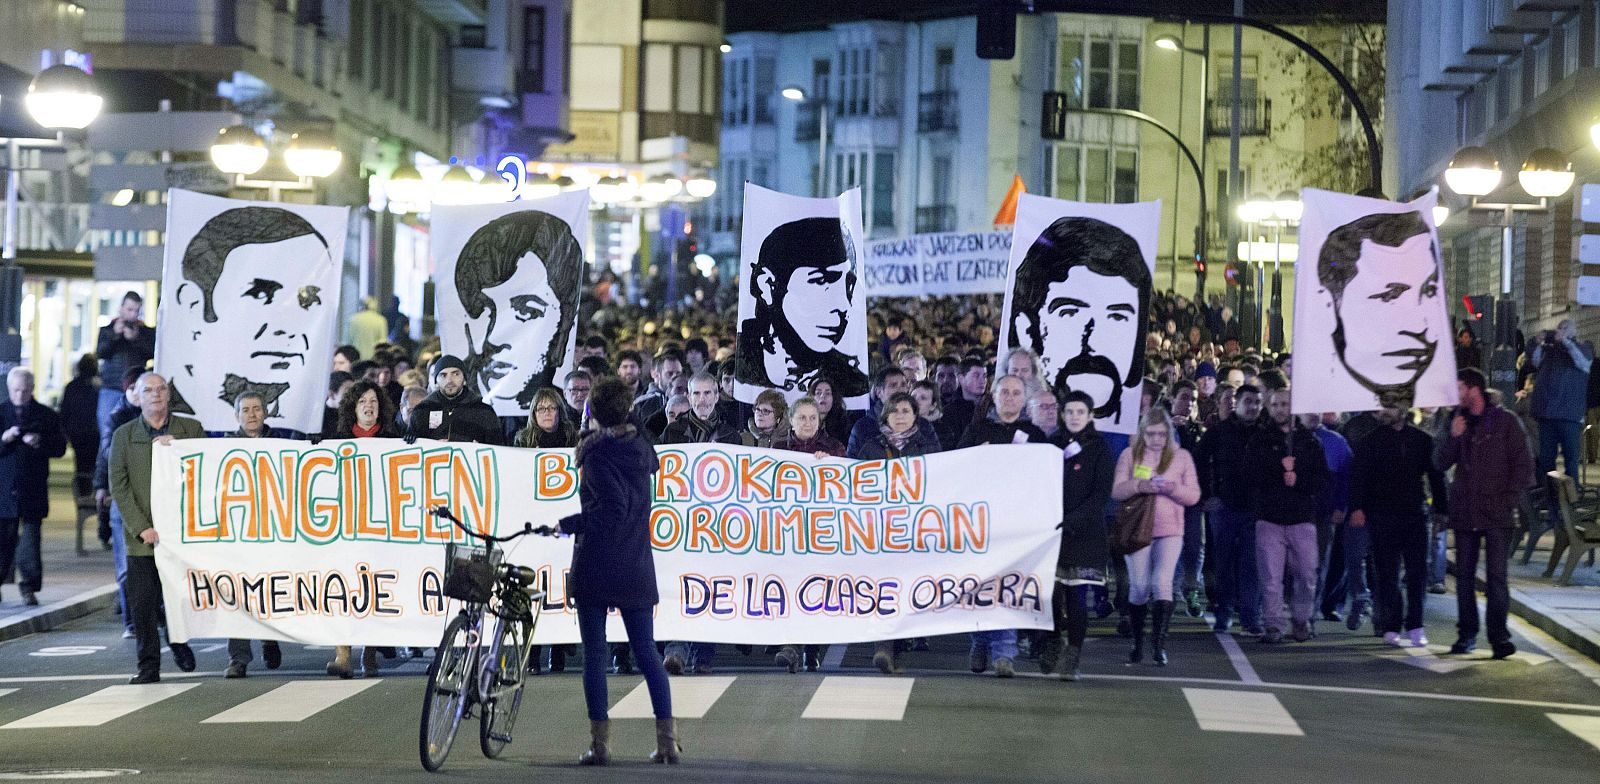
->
[1517, 147, 1574, 199]
[284, 129, 342, 179]
[1443, 146, 1502, 197]
[209, 125, 269, 176]
[25, 64, 103, 130]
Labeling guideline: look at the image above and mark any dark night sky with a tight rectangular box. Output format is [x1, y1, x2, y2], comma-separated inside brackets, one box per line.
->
[726, 1, 1386, 33]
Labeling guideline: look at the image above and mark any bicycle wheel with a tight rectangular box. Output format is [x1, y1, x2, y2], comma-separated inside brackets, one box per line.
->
[479, 616, 529, 759]
[420, 613, 478, 772]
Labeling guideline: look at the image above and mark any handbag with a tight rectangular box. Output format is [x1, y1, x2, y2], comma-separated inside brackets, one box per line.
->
[1110, 494, 1156, 556]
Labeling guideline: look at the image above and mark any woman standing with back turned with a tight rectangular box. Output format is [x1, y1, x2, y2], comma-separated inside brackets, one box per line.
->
[558, 377, 679, 765]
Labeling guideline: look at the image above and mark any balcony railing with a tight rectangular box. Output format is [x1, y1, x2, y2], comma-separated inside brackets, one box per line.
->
[794, 102, 824, 141]
[916, 204, 955, 233]
[918, 91, 958, 133]
[1205, 99, 1272, 136]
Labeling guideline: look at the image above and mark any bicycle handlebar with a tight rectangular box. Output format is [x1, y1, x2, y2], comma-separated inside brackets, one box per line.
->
[428, 506, 561, 543]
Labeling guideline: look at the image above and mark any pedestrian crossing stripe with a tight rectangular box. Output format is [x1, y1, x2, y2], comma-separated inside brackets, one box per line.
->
[802, 677, 915, 721]
[2, 683, 199, 729]
[610, 676, 734, 719]
[0, 689, 14, 700]
[202, 679, 381, 723]
[1182, 688, 1304, 736]
[1548, 713, 1600, 753]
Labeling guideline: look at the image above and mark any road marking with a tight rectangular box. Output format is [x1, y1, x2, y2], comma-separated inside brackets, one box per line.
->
[0, 584, 118, 638]
[1508, 614, 1600, 689]
[28, 646, 107, 658]
[1212, 632, 1264, 684]
[822, 644, 847, 671]
[802, 676, 914, 721]
[2, 683, 199, 729]
[196, 643, 228, 654]
[202, 679, 381, 723]
[1182, 688, 1303, 736]
[1548, 713, 1600, 752]
[0, 688, 14, 700]
[610, 675, 734, 719]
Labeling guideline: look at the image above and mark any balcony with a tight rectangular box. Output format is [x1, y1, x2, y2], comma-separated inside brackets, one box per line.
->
[794, 102, 824, 141]
[1206, 99, 1272, 137]
[916, 204, 955, 234]
[918, 91, 958, 133]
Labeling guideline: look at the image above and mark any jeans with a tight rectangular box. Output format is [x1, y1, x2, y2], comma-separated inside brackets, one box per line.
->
[1255, 521, 1319, 631]
[1429, 528, 1449, 585]
[579, 604, 672, 722]
[663, 641, 716, 669]
[1455, 527, 1513, 646]
[969, 629, 1019, 662]
[110, 503, 131, 632]
[1369, 513, 1428, 633]
[1126, 535, 1182, 604]
[1340, 522, 1372, 610]
[1316, 518, 1346, 615]
[1053, 583, 1090, 648]
[96, 388, 124, 448]
[1537, 417, 1584, 482]
[1211, 506, 1261, 627]
[0, 517, 42, 593]
[1175, 506, 1205, 596]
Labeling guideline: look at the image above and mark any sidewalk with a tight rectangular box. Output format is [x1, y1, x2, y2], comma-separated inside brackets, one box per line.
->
[1492, 533, 1600, 664]
[0, 457, 119, 643]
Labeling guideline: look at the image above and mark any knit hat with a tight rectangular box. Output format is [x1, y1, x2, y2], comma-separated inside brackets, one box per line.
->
[431, 354, 466, 378]
[1195, 361, 1217, 379]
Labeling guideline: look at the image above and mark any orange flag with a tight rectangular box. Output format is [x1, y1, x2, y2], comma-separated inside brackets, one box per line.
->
[992, 175, 1026, 227]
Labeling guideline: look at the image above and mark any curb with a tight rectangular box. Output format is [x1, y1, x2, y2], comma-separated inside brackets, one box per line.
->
[1452, 558, 1600, 665]
[0, 584, 119, 644]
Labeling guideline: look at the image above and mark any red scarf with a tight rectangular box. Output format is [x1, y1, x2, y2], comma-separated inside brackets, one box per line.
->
[352, 422, 381, 438]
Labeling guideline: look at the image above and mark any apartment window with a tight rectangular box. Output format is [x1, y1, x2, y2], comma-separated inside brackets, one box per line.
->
[872, 152, 896, 231]
[934, 47, 954, 92]
[839, 47, 871, 116]
[812, 58, 830, 103]
[398, 20, 412, 111]
[1564, 15, 1581, 77]
[460, 24, 486, 48]
[523, 6, 547, 93]
[1113, 150, 1137, 203]
[1052, 144, 1134, 204]
[1533, 38, 1550, 98]
[753, 57, 774, 122]
[1059, 38, 1084, 109]
[416, 31, 432, 122]
[723, 58, 744, 125]
[1059, 34, 1138, 110]
[1115, 42, 1139, 109]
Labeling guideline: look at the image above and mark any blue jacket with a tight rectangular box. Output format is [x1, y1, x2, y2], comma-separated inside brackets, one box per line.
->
[1529, 337, 1594, 423]
[1310, 426, 1352, 517]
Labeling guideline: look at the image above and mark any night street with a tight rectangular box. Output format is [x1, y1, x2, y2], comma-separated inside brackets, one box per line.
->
[3, 592, 1598, 783]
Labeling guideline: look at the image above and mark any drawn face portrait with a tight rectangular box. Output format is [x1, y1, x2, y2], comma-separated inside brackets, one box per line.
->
[1027, 267, 1139, 414]
[775, 259, 852, 353]
[1333, 234, 1441, 389]
[466, 249, 560, 403]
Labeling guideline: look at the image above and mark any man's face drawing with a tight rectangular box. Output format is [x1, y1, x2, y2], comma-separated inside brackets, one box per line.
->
[762, 259, 852, 354]
[1022, 266, 1139, 413]
[1332, 233, 1441, 389]
[181, 233, 328, 388]
[467, 249, 561, 401]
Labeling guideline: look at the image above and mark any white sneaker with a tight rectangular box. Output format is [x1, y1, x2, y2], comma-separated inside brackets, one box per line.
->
[1383, 631, 1403, 647]
[1407, 628, 1429, 648]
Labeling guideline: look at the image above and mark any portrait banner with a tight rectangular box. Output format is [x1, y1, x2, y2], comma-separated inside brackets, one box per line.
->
[1290, 188, 1457, 413]
[433, 190, 591, 417]
[863, 230, 1013, 297]
[156, 189, 349, 433]
[149, 439, 1062, 646]
[735, 185, 871, 409]
[996, 193, 1161, 435]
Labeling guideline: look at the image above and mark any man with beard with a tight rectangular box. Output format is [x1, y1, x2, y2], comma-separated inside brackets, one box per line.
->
[407, 355, 502, 445]
[1006, 216, 1151, 429]
[1316, 211, 1445, 409]
[454, 209, 584, 412]
[165, 206, 334, 430]
[1194, 384, 1266, 635]
[1245, 388, 1329, 644]
[735, 217, 869, 400]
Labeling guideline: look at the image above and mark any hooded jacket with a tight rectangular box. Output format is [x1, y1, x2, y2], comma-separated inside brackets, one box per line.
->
[1244, 422, 1329, 525]
[559, 425, 661, 608]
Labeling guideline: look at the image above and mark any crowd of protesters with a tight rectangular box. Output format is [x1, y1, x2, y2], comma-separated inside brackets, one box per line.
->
[5, 282, 1591, 689]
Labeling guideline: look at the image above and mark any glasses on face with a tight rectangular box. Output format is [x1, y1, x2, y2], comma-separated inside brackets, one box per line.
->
[534, 405, 559, 413]
[754, 407, 775, 416]
[570, 386, 590, 394]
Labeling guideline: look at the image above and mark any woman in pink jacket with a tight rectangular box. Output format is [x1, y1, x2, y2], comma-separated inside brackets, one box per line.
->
[1112, 408, 1201, 666]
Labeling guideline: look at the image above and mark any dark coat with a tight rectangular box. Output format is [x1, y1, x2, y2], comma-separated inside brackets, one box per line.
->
[1244, 423, 1328, 525]
[0, 399, 67, 518]
[559, 426, 661, 609]
[957, 416, 1048, 448]
[1438, 403, 1535, 531]
[60, 375, 100, 450]
[770, 431, 846, 457]
[661, 410, 742, 445]
[846, 425, 939, 460]
[407, 388, 503, 445]
[846, 413, 940, 455]
[514, 420, 578, 449]
[1195, 416, 1261, 509]
[1052, 427, 1113, 570]
[95, 321, 155, 388]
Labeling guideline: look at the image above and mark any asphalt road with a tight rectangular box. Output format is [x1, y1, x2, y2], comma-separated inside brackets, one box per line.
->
[2, 592, 1599, 784]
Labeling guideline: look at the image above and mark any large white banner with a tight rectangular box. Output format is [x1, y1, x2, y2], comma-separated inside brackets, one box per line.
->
[1291, 188, 1458, 413]
[433, 190, 590, 417]
[863, 230, 1013, 297]
[150, 439, 1061, 646]
[734, 185, 871, 409]
[156, 189, 348, 433]
[997, 194, 1160, 435]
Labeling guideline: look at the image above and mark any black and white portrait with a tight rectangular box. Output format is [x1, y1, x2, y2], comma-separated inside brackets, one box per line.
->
[734, 185, 870, 409]
[156, 190, 347, 433]
[1292, 188, 1457, 412]
[997, 195, 1160, 435]
[434, 192, 590, 417]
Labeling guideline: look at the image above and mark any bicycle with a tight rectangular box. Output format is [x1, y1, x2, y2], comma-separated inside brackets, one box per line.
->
[419, 506, 558, 772]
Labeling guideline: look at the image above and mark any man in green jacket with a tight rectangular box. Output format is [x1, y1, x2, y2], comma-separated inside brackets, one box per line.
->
[109, 372, 206, 684]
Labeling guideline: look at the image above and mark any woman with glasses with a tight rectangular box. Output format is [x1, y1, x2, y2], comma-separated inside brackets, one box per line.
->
[742, 389, 790, 448]
[769, 396, 845, 672]
[513, 387, 578, 674]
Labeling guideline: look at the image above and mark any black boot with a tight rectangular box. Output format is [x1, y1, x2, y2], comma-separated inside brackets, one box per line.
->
[1037, 632, 1063, 674]
[1151, 600, 1174, 666]
[1128, 603, 1148, 664]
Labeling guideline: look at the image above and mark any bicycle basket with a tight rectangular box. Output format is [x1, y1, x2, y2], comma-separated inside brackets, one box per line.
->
[443, 541, 501, 603]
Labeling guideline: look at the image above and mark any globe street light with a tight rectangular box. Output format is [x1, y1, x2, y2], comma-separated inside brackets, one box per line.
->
[1443, 146, 1502, 198]
[25, 64, 103, 130]
[284, 129, 343, 179]
[385, 163, 429, 213]
[1518, 147, 1574, 200]
[685, 174, 717, 199]
[209, 125, 270, 176]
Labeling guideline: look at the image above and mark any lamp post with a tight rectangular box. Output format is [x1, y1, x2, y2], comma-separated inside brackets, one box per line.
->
[782, 86, 828, 197]
[1236, 195, 1274, 348]
[2, 64, 103, 368]
[1443, 145, 1574, 393]
[210, 124, 342, 202]
[1154, 32, 1210, 295]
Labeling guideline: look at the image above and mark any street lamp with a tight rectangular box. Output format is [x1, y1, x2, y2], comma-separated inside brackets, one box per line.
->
[209, 124, 269, 176]
[685, 174, 717, 199]
[1518, 147, 1575, 199]
[782, 85, 829, 197]
[639, 175, 684, 204]
[432, 164, 481, 206]
[24, 64, 103, 130]
[384, 163, 430, 213]
[1443, 146, 1501, 197]
[284, 129, 342, 179]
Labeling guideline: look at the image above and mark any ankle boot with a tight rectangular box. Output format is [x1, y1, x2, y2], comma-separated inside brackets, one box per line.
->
[1059, 644, 1082, 682]
[1151, 600, 1174, 666]
[326, 645, 353, 679]
[649, 717, 681, 764]
[1128, 603, 1148, 664]
[361, 646, 380, 677]
[578, 719, 609, 765]
[1037, 632, 1063, 674]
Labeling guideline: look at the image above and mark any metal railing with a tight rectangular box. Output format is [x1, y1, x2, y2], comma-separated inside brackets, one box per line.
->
[918, 91, 958, 133]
